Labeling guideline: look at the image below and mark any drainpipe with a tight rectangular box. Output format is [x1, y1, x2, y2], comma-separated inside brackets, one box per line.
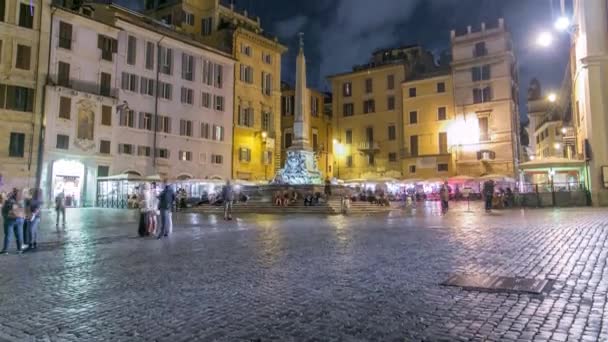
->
[35, 7, 58, 191]
[153, 36, 165, 171]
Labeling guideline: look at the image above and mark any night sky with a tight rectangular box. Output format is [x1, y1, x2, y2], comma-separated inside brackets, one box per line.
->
[120, 0, 571, 121]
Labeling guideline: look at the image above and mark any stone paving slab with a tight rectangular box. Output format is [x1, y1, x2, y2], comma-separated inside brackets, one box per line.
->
[0, 207, 606, 341]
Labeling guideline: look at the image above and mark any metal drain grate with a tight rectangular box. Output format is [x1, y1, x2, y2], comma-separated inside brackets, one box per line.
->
[441, 274, 552, 294]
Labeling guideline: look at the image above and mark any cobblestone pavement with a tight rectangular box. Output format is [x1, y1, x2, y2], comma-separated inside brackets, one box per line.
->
[0, 204, 607, 342]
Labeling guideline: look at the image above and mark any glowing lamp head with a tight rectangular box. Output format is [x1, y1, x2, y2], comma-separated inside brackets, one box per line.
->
[554, 16, 570, 31]
[261, 131, 267, 139]
[561, 127, 567, 134]
[547, 93, 557, 103]
[333, 138, 338, 145]
[554, 143, 562, 149]
[536, 32, 554, 47]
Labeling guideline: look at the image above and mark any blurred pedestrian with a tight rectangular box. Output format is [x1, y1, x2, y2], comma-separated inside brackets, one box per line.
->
[483, 179, 495, 213]
[25, 189, 42, 251]
[157, 184, 175, 239]
[440, 181, 450, 214]
[222, 180, 234, 220]
[55, 190, 66, 228]
[1, 190, 25, 254]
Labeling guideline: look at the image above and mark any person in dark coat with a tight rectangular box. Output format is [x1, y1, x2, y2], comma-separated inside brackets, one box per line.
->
[157, 185, 175, 239]
[483, 180, 495, 212]
[25, 189, 42, 251]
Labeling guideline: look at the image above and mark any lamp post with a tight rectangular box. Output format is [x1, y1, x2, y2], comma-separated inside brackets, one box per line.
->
[261, 131, 268, 180]
[333, 139, 344, 179]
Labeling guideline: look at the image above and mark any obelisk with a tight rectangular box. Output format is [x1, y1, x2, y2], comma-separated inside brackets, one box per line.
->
[291, 32, 310, 150]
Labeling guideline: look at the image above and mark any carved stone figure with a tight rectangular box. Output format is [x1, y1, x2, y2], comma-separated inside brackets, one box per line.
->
[76, 99, 95, 141]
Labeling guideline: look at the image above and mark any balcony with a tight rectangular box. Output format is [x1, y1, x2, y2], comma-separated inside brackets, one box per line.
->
[47, 75, 118, 98]
[358, 141, 380, 153]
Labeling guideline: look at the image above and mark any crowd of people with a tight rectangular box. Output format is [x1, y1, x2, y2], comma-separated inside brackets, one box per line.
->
[0, 188, 44, 254]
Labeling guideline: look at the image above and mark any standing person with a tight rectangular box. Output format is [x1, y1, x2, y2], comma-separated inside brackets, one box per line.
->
[439, 181, 451, 214]
[222, 180, 234, 220]
[138, 183, 157, 237]
[1, 190, 25, 254]
[25, 189, 42, 251]
[157, 184, 175, 239]
[55, 191, 66, 228]
[483, 180, 495, 213]
[324, 178, 332, 198]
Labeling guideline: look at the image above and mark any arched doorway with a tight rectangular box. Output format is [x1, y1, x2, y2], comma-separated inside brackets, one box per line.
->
[52, 160, 85, 207]
[177, 174, 192, 181]
[124, 170, 142, 176]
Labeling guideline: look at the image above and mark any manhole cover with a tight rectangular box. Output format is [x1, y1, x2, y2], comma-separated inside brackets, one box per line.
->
[441, 274, 552, 294]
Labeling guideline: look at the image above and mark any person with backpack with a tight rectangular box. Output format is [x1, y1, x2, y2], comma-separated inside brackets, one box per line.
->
[1, 190, 25, 254]
[55, 191, 66, 228]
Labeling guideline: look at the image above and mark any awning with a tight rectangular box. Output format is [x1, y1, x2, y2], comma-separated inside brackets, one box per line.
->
[519, 157, 585, 170]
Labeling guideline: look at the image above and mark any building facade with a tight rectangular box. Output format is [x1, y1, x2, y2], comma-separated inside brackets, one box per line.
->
[145, 0, 286, 181]
[450, 19, 520, 178]
[401, 72, 456, 180]
[280, 82, 333, 178]
[328, 46, 436, 180]
[41, 4, 234, 206]
[0, 0, 50, 191]
[570, 0, 608, 205]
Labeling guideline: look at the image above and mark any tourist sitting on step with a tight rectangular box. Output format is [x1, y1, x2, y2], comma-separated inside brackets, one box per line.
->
[273, 191, 282, 206]
[304, 193, 314, 206]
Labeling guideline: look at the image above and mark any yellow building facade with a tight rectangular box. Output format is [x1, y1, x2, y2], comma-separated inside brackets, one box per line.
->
[402, 73, 456, 180]
[146, 0, 286, 181]
[280, 83, 333, 178]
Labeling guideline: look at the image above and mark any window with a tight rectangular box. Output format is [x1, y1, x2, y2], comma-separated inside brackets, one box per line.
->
[281, 95, 294, 116]
[100, 73, 111, 97]
[0, 0, 4, 22]
[179, 119, 193, 136]
[409, 165, 416, 174]
[346, 155, 353, 167]
[56, 134, 69, 150]
[140, 77, 154, 96]
[438, 107, 447, 121]
[239, 148, 251, 162]
[139, 112, 153, 131]
[479, 117, 489, 141]
[261, 72, 272, 95]
[98, 35, 117, 62]
[161, 14, 172, 25]
[156, 116, 171, 133]
[437, 163, 449, 172]
[155, 148, 169, 159]
[183, 11, 194, 25]
[121, 72, 139, 92]
[363, 99, 375, 114]
[387, 75, 395, 90]
[119, 109, 135, 128]
[159, 47, 172, 75]
[261, 112, 272, 132]
[201, 17, 213, 36]
[473, 87, 492, 103]
[202, 60, 213, 86]
[472, 65, 491, 81]
[367, 154, 375, 166]
[214, 64, 223, 88]
[180, 87, 193, 105]
[8, 132, 25, 157]
[145, 42, 154, 70]
[263, 150, 273, 165]
[101, 105, 112, 126]
[386, 124, 397, 141]
[474, 42, 487, 57]
[201, 92, 211, 108]
[214, 95, 224, 111]
[312, 130, 318, 151]
[409, 87, 416, 98]
[238, 107, 254, 127]
[58, 61, 70, 87]
[211, 154, 223, 164]
[365, 78, 373, 93]
[99, 140, 111, 154]
[1, 85, 34, 112]
[345, 130, 352, 144]
[387, 96, 395, 111]
[18, 3, 33, 28]
[262, 53, 272, 64]
[159, 82, 172, 100]
[182, 53, 194, 81]
[212, 125, 224, 141]
[409, 111, 418, 124]
[311, 96, 319, 117]
[439, 132, 448, 154]
[343, 103, 354, 117]
[388, 152, 397, 162]
[284, 132, 292, 148]
[410, 135, 419, 156]
[343, 82, 352, 97]
[127, 36, 137, 65]
[240, 44, 252, 56]
[482, 65, 491, 80]
[200, 123, 210, 139]
[239, 64, 254, 84]
[179, 150, 192, 161]
[58, 21, 72, 50]
[437, 82, 446, 93]
[15, 45, 31, 70]
[97, 166, 109, 177]
[137, 146, 151, 157]
[58, 96, 71, 119]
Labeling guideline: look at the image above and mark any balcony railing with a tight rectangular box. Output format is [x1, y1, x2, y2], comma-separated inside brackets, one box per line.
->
[358, 141, 380, 153]
[47, 75, 118, 98]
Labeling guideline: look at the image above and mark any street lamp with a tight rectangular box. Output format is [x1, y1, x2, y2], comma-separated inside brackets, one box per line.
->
[547, 93, 557, 102]
[554, 16, 570, 31]
[536, 31, 554, 47]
